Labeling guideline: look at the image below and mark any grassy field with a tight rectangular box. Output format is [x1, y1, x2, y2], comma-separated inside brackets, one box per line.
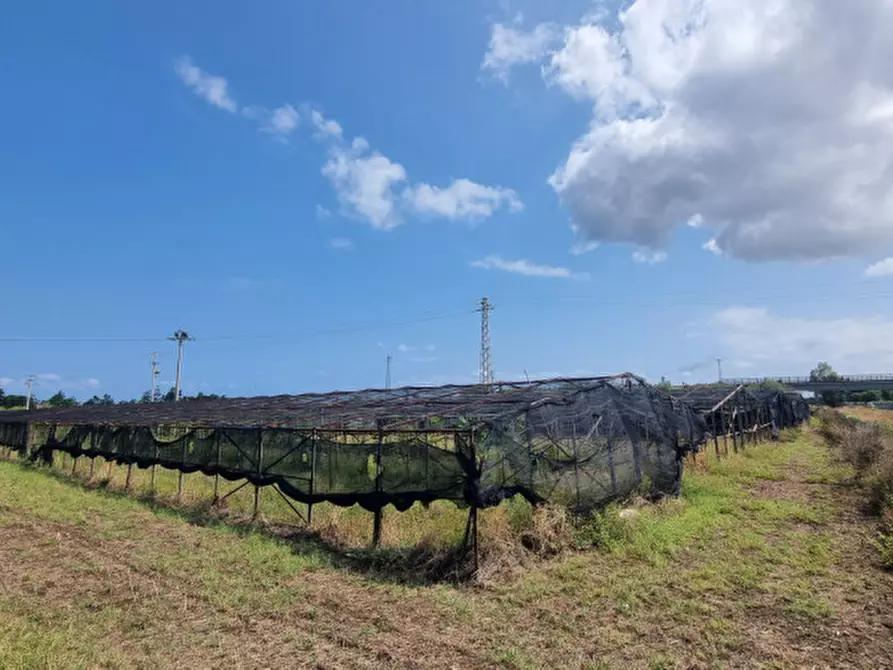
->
[843, 405, 893, 427]
[1, 429, 892, 669]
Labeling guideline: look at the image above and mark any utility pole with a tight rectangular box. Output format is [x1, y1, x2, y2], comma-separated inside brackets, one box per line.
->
[25, 375, 35, 410]
[150, 352, 160, 402]
[168, 330, 193, 401]
[477, 297, 494, 386]
[716, 358, 723, 383]
[385, 354, 392, 390]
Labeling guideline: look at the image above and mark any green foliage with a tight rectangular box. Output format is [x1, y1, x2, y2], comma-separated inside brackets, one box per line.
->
[44, 391, 78, 408]
[83, 394, 115, 406]
[810, 361, 840, 382]
[873, 532, 893, 570]
[572, 506, 632, 550]
[850, 390, 883, 403]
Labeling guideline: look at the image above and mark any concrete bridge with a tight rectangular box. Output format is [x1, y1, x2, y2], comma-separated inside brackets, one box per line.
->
[721, 375, 893, 393]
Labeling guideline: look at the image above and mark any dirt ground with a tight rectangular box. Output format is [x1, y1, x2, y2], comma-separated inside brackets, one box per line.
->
[1, 430, 892, 669]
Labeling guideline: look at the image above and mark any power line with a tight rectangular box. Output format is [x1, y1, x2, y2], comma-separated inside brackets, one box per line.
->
[0, 308, 476, 344]
[2, 286, 893, 345]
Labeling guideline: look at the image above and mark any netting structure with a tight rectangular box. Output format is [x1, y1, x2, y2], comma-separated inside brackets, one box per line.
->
[670, 384, 810, 448]
[0, 375, 706, 515]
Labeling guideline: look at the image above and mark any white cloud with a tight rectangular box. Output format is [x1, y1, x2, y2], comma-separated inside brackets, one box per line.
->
[864, 257, 893, 277]
[703, 239, 722, 256]
[397, 344, 413, 353]
[265, 104, 299, 138]
[404, 179, 522, 220]
[329, 237, 354, 251]
[632, 250, 667, 264]
[482, 22, 562, 81]
[171, 62, 521, 229]
[706, 307, 893, 373]
[1, 373, 102, 394]
[322, 138, 408, 229]
[501, 1, 893, 262]
[471, 254, 589, 279]
[409, 356, 437, 363]
[321, 134, 521, 228]
[571, 240, 600, 255]
[310, 110, 343, 139]
[174, 56, 237, 113]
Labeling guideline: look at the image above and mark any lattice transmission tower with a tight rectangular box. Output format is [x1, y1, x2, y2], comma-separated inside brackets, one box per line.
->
[478, 297, 493, 386]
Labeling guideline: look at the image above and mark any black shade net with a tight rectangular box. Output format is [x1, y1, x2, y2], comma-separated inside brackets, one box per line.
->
[0, 376, 710, 513]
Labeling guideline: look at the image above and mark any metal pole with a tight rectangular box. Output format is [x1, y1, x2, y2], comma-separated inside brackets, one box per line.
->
[175, 340, 184, 402]
[150, 352, 159, 402]
[169, 330, 193, 402]
[25, 376, 34, 410]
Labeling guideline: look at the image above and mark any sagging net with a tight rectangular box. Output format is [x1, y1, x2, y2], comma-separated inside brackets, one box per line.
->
[0, 376, 706, 513]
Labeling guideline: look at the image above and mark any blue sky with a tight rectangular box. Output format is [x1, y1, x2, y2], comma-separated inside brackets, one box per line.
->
[2, 0, 893, 400]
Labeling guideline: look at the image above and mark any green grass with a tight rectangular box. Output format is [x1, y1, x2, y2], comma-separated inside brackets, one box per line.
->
[0, 430, 891, 668]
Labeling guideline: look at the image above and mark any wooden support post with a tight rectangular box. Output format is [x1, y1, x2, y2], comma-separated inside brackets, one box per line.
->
[125, 463, 133, 490]
[253, 431, 264, 520]
[371, 428, 384, 548]
[372, 508, 383, 548]
[607, 433, 617, 495]
[712, 414, 720, 460]
[212, 433, 222, 504]
[308, 430, 316, 526]
[71, 455, 78, 476]
[736, 405, 744, 452]
[151, 437, 158, 494]
[472, 504, 479, 574]
[177, 436, 187, 502]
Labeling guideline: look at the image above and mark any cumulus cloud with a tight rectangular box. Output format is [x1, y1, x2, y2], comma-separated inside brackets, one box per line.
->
[631, 250, 667, 264]
[310, 109, 343, 139]
[322, 138, 408, 229]
[174, 56, 237, 112]
[404, 179, 522, 220]
[321, 136, 522, 228]
[705, 307, 893, 373]
[264, 104, 299, 138]
[703, 239, 723, 256]
[482, 22, 562, 81]
[471, 254, 588, 279]
[492, 1, 893, 262]
[865, 257, 893, 277]
[171, 60, 521, 229]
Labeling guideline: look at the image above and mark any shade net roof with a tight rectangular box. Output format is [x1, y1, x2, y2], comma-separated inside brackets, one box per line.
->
[0, 375, 708, 513]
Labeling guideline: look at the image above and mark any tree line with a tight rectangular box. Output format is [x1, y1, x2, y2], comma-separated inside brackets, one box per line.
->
[0, 386, 225, 410]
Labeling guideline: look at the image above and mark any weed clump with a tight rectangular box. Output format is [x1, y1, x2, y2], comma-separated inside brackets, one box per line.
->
[818, 409, 893, 569]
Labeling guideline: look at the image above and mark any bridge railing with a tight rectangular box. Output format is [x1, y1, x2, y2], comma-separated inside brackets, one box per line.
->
[721, 374, 893, 386]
